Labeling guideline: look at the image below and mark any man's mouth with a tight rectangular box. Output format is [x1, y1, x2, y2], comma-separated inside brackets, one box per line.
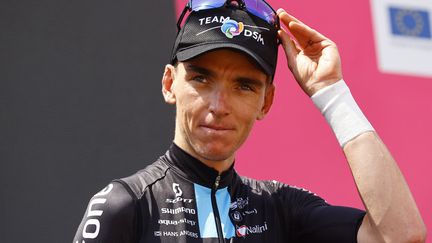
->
[200, 124, 235, 133]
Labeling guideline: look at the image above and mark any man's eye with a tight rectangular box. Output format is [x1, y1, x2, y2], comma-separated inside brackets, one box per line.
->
[239, 84, 254, 91]
[192, 75, 206, 82]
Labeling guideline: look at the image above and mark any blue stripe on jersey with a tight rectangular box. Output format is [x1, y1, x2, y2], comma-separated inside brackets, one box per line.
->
[194, 184, 235, 239]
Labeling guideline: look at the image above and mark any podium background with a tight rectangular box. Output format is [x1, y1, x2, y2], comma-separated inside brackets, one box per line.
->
[0, 0, 176, 242]
[0, 0, 430, 242]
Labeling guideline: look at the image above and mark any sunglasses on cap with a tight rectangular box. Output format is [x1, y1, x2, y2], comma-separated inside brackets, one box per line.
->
[177, 0, 279, 31]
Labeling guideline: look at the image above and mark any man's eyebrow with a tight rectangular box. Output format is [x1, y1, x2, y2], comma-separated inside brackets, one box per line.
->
[184, 63, 266, 86]
[236, 77, 266, 88]
[184, 64, 215, 77]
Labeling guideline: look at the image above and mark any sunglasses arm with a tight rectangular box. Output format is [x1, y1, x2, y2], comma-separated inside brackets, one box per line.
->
[177, 5, 190, 32]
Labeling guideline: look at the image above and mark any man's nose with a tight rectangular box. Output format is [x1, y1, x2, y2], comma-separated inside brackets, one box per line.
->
[208, 88, 231, 116]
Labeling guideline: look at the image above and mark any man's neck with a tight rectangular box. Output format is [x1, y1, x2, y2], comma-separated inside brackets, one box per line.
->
[173, 140, 235, 174]
[195, 154, 234, 174]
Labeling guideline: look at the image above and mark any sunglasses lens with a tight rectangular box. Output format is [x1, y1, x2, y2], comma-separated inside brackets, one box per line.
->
[243, 0, 277, 24]
[188, 0, 277, 26]
[190, 0, 226, 11]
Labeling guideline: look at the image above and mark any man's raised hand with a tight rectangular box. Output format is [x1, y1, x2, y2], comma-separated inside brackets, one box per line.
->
[277, 9, 343, 96]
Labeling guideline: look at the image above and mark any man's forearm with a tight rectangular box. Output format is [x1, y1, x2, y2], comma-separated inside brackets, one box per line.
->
[343, 132, 426, 243]
[276, 9, 426, 241]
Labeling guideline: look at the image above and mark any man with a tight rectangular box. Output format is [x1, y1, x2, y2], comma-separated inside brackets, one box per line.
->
[73, 0, 426, 242]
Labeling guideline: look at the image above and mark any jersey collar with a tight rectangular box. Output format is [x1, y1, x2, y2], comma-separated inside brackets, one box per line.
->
[165, 143, 236, 189]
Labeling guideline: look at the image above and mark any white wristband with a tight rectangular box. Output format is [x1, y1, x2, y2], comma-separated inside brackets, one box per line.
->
[311, 80, 375, 147]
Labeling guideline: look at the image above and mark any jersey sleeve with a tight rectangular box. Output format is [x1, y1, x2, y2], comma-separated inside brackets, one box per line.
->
[73, 181, 140, 243]
[275, 183, 365, 243]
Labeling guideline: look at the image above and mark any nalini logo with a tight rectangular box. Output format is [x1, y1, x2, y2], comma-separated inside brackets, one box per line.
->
[221, 19, 244, 38]
[236, 225, 247, 237]
[235, 222, 268, 237]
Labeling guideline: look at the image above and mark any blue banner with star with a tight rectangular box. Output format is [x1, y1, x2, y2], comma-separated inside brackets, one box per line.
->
[389, 7, 431, 39]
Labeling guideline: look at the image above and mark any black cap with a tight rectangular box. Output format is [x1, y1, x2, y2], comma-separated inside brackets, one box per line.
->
[170, 7, 279, 77]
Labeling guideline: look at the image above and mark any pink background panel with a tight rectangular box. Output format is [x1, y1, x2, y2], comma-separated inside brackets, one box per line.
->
[174, 0, 432, 238]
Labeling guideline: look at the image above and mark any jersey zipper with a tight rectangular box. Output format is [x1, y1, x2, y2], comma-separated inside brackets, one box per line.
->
[211, 174, 225, 243]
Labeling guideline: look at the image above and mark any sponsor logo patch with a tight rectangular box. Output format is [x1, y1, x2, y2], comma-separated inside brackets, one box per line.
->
[236, 222, 268, 237]
[166, 183, 193, 204]
[230, 211, 243, 222]
[161, 207, 196, 215]
[154, 230, 199, 238]
[221, 19, 244, 38]
[230, 197, 249, 210]
[77, 184, 113, 242]
[197, 16, 269, 45]
[158, 218, 196, 226]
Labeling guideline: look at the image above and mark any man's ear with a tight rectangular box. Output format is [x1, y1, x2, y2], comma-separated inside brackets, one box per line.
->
[257, 84, 275, 120]
[162, 64, 176, 104]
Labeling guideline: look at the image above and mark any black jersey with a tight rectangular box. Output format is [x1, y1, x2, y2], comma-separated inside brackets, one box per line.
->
[73, 143, 365, 243]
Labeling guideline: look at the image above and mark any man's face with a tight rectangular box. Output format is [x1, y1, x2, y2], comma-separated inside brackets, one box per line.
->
[162, 49, 274, 169]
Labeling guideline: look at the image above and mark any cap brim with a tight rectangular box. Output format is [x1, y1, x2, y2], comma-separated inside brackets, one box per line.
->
[175, 43, 273, 76]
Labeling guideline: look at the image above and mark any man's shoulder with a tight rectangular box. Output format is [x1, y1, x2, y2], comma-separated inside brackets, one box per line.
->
[114, 157, 170, 200]
[237, 175, 286, 193]
[238, 175, 322, 200]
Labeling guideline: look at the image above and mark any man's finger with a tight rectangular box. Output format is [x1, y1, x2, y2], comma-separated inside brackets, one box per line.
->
[278, 9, 328, 50]
[288, 22, 325, 50]
[277, 8, 304, 25]
[278, 29, 299, 71]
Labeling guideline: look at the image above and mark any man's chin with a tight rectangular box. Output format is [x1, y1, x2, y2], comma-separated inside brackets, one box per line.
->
[195, 146, 235, 163]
